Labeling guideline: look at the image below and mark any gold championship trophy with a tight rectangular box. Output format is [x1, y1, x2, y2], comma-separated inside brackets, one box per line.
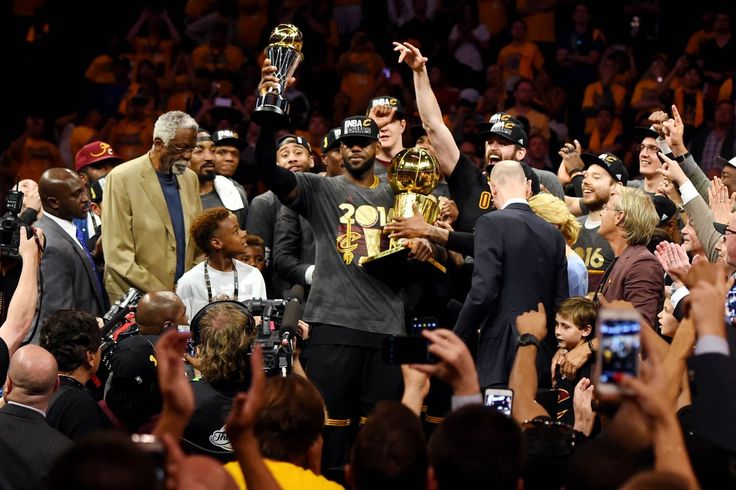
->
[252, 24, 304, 126]
[360, 147, 446, 285]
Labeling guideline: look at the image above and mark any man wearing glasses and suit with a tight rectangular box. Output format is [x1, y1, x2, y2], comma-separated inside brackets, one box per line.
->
[102, 111, 202, 303]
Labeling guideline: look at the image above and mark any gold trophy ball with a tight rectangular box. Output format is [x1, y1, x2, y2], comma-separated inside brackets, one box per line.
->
[269, 24, 303, 52]
[388, 147, 440, 195]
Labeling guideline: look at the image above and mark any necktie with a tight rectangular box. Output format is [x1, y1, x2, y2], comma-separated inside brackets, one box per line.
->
[75, 222, 103, 291]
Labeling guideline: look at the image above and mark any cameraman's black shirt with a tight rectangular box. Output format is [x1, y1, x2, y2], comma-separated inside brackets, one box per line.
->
[47, 376, 111, 440]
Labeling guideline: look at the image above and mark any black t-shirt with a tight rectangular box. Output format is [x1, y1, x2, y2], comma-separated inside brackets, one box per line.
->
[47, 376, 111, 440]
[555, 358, 593, 427]
[571, 216, 615, 293]
[0, 337, 8, 387]
[182, 378, 250, 463]
[446, 154, 493, 233]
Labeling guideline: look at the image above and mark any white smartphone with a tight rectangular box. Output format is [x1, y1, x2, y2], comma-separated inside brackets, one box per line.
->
[484, 388, 513, 416]
[595, 306, 642, 396]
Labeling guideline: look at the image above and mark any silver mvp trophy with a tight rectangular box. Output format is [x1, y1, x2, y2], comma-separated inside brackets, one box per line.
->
[252, 24, 304, 126]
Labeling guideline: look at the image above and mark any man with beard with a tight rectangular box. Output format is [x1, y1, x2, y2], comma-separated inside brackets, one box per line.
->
[190, 129, 249, 229]
[567, 150, 627, 293]
[255, 59, 435, 467]
[103, 111, 202, 302]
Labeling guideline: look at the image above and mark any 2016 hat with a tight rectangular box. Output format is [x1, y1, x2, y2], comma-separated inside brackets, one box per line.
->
[336, 116, 379, 142]
[581, 152, 629, 186]
[321, 127, 342, 153]
[213, 129, 247, 151]
[366, 95, 405, 119]
[477, 118, 528, 148]
[651, 195, 677, 226]
[75, 141, 121, 172]
[277, 133, 312, 154]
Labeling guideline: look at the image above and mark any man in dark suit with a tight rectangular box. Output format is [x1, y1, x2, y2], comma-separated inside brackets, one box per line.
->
[0, 344, 72, 490]
[31, 168, 107, 342]
[454, 160, 569, 388]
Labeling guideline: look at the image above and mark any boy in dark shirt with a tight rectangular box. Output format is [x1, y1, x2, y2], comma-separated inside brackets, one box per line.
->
[553, 297, 597, 425]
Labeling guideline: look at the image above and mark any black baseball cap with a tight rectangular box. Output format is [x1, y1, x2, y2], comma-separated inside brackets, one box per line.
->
[581, 152, 629, 186]
[366, 95, 405, 119]
[335, 116, 379, 142]
[477, 116, 528, 148]
[321, 127, 342, 153]
[277, 133, 312, 154]
[213, 129, 247, 151]
[633, 125, 659, 142]
[652, 195, 677, 226]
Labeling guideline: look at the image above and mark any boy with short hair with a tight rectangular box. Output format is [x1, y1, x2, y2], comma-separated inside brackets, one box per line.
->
[553, 296, 597, 425]
[176, 207, 267, 320]
[240, 235, 267, 274]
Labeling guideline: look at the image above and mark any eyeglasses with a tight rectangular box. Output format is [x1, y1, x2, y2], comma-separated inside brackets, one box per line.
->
[724, 227, 736, 236]
[639, 144, 660, 153]
[168, 142, 196, 155]
[601, 204, 622, 212]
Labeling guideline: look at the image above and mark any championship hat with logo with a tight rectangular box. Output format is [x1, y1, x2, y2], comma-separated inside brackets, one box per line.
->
[335, 116, 380, 142]
[581, 152, 629, 186]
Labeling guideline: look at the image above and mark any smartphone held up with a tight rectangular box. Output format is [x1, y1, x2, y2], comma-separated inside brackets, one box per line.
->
[594, 307, 642, 397]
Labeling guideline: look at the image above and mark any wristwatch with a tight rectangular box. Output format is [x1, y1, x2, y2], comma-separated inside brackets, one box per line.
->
[516, 333, 540, 348]
[674, 152, 691, 163]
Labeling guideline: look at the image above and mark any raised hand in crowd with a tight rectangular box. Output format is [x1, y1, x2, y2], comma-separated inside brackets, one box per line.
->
[655, 152, 688, 186]
[224, 345, 282, 490]
[400, 364, 430, 417]
[619, 325, 699, 489]
[572, 378, 595, 436]
[510, 303, 551, 422]
[657, 176, 682, 205]
[662, 104, 687, 154]
[154, 329, 195, 441]
[409, 328, 480, 398]
[393, 41, 428, 72]
[708, 176, 735, 225]
[686, 261, 733, 338]
[257, 58, 296, 96]
[654, 241, 692, 282]
[556, 139, 583, 184]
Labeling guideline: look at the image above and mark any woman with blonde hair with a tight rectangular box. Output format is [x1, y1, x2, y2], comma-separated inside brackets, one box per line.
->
[529, 193, 588, 295]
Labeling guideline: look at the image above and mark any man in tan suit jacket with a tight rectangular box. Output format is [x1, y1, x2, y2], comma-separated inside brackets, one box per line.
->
[102, 111, 202, 303]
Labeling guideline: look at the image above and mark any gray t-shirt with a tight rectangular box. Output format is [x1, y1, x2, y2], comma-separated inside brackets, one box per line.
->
[290, 172, 404, 335]
[571, 215, 615, 293]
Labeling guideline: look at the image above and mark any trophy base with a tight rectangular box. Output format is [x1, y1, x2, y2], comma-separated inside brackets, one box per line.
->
[360, 246, 446, 288]
[252, 93, 290, 127]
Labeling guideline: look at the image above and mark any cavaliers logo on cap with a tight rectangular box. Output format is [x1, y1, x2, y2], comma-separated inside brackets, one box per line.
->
[90, 142, 114, 158]
[362, 118, 372, 127]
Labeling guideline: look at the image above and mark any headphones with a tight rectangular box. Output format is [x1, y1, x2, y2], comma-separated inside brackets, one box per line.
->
[189, 300, 255, 347]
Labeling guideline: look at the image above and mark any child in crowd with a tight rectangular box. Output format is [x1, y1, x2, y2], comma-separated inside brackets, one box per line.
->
[553, 296, 597, 425]
[240, 235, 267, 274]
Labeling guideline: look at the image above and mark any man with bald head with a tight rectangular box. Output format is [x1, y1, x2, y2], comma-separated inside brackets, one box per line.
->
[33, 168, 107, 340]
[0, 345, 72, 489]
[454, 160, 568, 388]
[135, 291, 188, 337]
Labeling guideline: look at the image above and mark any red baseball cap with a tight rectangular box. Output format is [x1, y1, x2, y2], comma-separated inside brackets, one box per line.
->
[75, 141, 121, 172]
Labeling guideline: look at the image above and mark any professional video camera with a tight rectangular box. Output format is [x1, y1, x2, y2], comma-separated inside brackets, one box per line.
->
[245, 285, 304, 377]
[99, 288, 143, 376]
[0, 186, 26, 260]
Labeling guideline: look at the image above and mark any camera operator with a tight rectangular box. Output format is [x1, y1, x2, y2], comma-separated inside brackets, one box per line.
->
[0, 226, 44, 385]
[136, 290, 188, 337]
[181, 302, 256, 462]
[40, 310, 110, 440]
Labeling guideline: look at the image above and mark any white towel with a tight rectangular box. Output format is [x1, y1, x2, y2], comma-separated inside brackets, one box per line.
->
[214, 175, 245, 211]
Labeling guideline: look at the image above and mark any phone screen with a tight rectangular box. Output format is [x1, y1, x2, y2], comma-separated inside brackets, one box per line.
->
[382, 336, 436, 364]
[382, 68, 391, 79]
[409, 316, 438, 335]
[484, 389, 513, 416]
[599, 318, 641, 384]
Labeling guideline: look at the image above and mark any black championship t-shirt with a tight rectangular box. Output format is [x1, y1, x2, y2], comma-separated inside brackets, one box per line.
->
[571, 216, 614, 293]
[290, 173, 404, 336]
[446, 154, 494, 233]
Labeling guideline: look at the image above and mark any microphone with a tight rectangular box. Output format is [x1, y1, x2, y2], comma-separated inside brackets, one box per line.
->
[279, 285, 304, 345]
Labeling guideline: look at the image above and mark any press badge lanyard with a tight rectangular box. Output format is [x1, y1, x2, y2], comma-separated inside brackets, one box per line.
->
[204, 260, 239, 302]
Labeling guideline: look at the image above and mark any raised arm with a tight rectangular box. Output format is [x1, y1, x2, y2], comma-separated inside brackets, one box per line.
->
[394, 42, 460, 177]
[0, 227, 44, 355]
[664, 105, 709, 203]
[509, 304, 551, 423]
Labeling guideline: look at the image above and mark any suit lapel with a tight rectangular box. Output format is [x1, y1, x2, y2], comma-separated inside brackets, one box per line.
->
[139, 156, 175, 237]
[39, 216, 106, 310]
